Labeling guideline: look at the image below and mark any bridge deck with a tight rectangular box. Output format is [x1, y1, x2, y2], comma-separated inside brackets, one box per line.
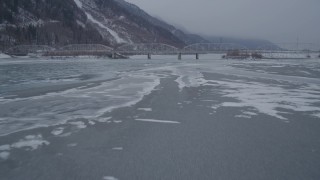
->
[5, 43, 319, 59]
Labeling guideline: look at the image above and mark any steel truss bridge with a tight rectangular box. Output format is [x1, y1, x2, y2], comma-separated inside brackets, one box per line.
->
[5, 43, 320, 59]
[46, 44, 114, 57]
[5, 45, 55, 56]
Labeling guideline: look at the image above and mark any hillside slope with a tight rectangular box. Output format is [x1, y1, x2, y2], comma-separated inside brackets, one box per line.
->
[0, 0, 199, 49]
[0, 0, 277, 51]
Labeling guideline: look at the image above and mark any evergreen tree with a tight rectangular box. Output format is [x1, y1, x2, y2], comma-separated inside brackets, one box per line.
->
[13, 0, 19, 13]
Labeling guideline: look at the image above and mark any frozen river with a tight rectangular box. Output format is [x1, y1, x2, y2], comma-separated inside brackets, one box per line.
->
[0, 55, 320, 180]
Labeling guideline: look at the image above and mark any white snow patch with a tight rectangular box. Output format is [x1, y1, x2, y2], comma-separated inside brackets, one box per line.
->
[135, 119, 180, 124]
[93, 74, 161, 119]
[113, 120, 122, 124]
[0, 53, 11, 59]
[0, 152, 10, 160]
[235, 115, 251, 119]
[73, 0, 83, 8]
[235, 111, 258, 119]
[103, 176, 118, 180]
[67, 143, 78, 147]
[11, 134, 50, 150]
[97, 117, 112, 123]
[85, 12, 127, 43]
[205, 79, 320, 120]
[0, 145, 11, 151]
[59, 132, 72, 137]
[138, 108, 152, 112]
[243, 111, 258, 116]
[51, 127, 64, 136]
[69, 121, 87, 129]
[88, 120, 96, 125]
[313, 113, 320, 118]
[211, 105, 220, 110]
[202, 100, 218, 102]
[76, 20, 86, 28]
[300, 71, 311, 75]
[184, 101, 192, 104]
[160, 65, 208, 91]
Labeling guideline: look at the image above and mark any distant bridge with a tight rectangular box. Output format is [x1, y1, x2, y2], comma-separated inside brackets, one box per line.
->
[5, 45, 55, 56]
[5, 42, 320, 60]
[45, 44, 114, 57]
[182, 43, 248, 53]
[117, 43, 179, 55]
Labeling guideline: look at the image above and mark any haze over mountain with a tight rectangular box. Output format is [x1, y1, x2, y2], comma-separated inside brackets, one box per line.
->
[126, 0, 320, 44]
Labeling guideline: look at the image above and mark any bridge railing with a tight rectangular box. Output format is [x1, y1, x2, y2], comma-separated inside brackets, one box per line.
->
[4, 43, 320, 58]
[5, 45, 55, 56]
[182, 43, 248, 54]
[58, 44, 114, 52]
[116, 43, 179, 55]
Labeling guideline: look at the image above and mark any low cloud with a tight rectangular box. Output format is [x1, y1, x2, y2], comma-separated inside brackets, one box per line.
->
[126, 0, 320, 43]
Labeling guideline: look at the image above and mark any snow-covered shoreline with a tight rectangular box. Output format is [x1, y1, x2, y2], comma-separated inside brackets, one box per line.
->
[0, 53, 11, 59]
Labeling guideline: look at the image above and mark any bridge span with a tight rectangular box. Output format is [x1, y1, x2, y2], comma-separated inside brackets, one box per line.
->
[45, 44, 114, 57]
[5, 45, 55, 56]
[4, 43, 320, 60]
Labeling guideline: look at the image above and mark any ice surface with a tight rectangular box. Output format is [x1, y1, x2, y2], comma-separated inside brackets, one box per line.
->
[0, 68, 161, 136]
[141, 64, 209, 91]
[67, 143, 78, 147]
[1, 57, 319, 138]
[59, 132, 72, 137]
[313, 113, 320, 118]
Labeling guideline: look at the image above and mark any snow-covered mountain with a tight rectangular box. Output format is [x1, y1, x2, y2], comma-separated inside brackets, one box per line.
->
[0, 0, 279, 51]
[0, 0, 206, 49]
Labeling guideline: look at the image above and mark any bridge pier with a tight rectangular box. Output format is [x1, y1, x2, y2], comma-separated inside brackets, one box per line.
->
[178, 53, 182, 60]
[196, 53, 199, 60]
[147, 53, 151, 60]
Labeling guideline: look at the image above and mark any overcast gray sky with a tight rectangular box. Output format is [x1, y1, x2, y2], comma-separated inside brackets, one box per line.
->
[125, 0, 320, 44]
